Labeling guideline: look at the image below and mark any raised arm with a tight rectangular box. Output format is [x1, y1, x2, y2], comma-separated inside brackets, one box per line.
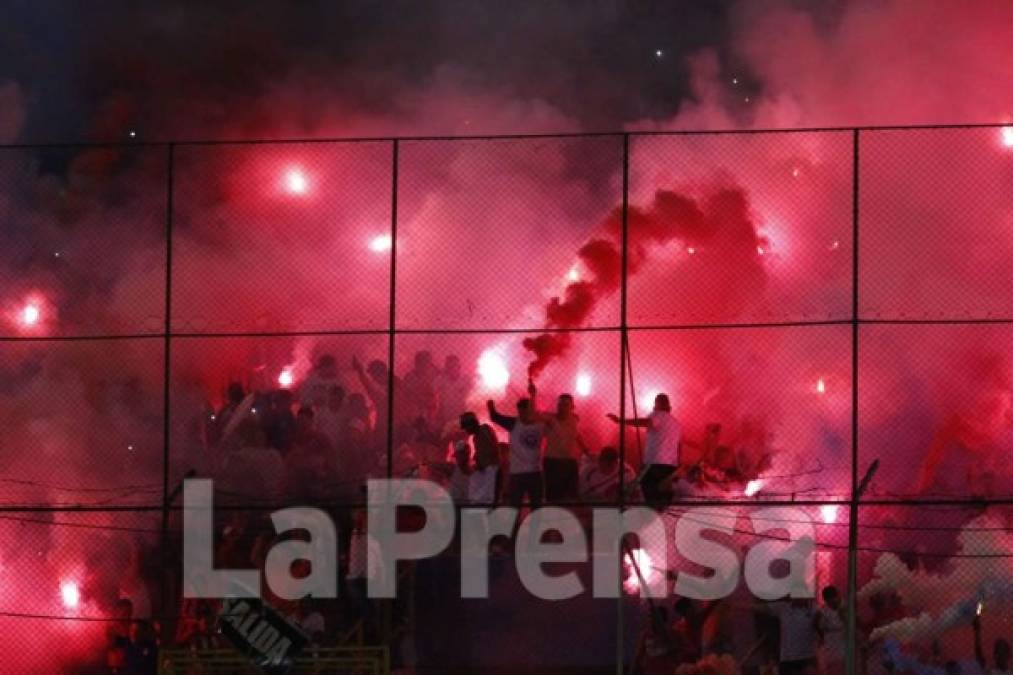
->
[526, 380, 553, 423]
[487, 400, 517, 431]
[352, 357, 383, 405]
[606, 413, 652, 429]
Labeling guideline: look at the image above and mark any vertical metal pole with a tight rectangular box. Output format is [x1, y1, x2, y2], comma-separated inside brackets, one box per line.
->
[387, 140, 399, 481]
[617, 132, 630, 675]
[845, 129, 861, 675]
[161, 142, 175, 616]
[384, 139, 399, 659]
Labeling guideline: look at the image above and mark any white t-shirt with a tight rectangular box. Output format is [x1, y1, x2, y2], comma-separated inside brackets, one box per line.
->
[644, 410, 681, 466]
[315, 407, 346, 449]
[449, 466, 471, 502]
[468, 466, 499, 503]
[769, 602, 818, 663]
[818, 606, 845, 663]
[509, 420, 546, 474]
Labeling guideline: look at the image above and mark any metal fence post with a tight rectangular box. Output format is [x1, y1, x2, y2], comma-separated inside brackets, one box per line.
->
[161, 142, 176, 617]
[845, 128, 861, 675]
[617, 132, 631, 675]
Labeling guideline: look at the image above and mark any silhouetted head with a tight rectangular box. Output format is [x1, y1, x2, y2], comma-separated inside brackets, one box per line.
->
[227, 382, 245, 404]
[414, 350, 434, 372]
[517, 398, 535, 423]
[556, 393, 574, 418]
[654, 394, 671, 412]
[598, 446, 619, 472]
[367, 360, 388, 381]
[316, 354, 337, 377]
[460, 412, 480, 433]
[822, 586, 841, 609]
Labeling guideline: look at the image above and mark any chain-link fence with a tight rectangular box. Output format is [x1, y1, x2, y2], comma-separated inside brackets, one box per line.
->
[0, 125, 1011, 673]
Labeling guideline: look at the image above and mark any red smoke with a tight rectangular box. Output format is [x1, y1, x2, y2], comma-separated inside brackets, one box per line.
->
[524, 185, 764, 378]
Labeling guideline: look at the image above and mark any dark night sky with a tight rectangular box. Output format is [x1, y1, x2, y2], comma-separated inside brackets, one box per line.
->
[0, 0, 745, 141]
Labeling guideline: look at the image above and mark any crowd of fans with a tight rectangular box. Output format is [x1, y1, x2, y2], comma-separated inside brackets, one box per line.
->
[92, 350, 1009, 675]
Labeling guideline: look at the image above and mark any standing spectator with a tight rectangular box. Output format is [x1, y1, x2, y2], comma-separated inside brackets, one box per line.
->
[763, 598, 820, 675]
[264, 389, 297, 455]
[401, 350, 440, 428]
[106, 598, 133, 672]
[299, 354, 340, 409]
[209, 382, 246, 447]
[338, 393, 374, 484]
[316, 384, 347, 450]
[460, 412, 499, 475]
[459, 414, 501, 505]
[284, 407, 334, 500]
[817, 586, 846, 675]
[434, 354, 472, 430]
[535, 385, 589, 502]
[223, 421, 284, 503]
[608, 393, 681, 508]
[488, 387, 547, 513]
[353, 357, 400, 448]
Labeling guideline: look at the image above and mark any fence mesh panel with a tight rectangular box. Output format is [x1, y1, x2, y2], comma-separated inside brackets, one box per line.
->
[0, 127, 1009, 673]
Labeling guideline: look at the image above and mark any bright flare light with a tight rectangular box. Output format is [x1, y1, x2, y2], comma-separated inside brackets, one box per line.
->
[575, 372, 592, 397]
[369, 234, 393, 252]
[1001, 127, 1013, 148]
[820, 504, 840, 524]
[284, 169, 308, 194]
[816, 377, 826, 394]
[623, 548, 657, 595]
[60, 581, 80, 609]
[566, 266, 580, 282]
[21, 304, 40, 326]
[744, 479, 764, 497]
[478, 348, 510, 390]
[278, 368, 295, 388]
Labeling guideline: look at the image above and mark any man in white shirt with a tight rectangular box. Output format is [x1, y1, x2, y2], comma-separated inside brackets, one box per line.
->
[608, 393, 681, 508]
[488, 391, 547, 511]
[299, 354, 340, 409]
[765, 598, 820, 675]
[817, 586, 846, 675]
